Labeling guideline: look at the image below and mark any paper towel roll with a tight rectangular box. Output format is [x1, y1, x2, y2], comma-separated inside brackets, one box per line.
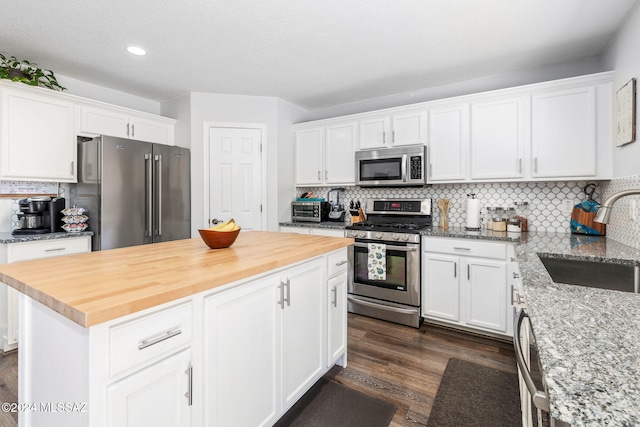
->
[466, 198, 481, 230]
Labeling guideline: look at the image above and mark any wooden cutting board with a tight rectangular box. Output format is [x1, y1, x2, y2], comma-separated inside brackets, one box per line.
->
[571, 207, 606, 235]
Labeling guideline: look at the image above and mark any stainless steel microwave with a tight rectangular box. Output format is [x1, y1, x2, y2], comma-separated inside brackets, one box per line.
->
[355, 145, 426, 187]
[291, 201, 329, 222]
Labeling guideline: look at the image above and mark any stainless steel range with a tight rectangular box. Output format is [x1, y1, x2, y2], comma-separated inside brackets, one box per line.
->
[345, 198, 432, 328]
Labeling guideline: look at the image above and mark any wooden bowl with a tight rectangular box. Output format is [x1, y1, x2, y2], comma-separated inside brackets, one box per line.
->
[198, 228, 241, 249]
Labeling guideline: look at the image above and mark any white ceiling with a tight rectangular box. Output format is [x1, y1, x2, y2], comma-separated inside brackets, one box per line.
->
[1, 0, 637, 110]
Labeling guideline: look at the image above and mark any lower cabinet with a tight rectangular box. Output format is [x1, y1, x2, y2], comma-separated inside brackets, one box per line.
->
[422, 237, 511, 337]
[0, 235, 91, 351]
[107, 349, 192, 427]
[17, 249, 347, 427]
[279, 225, 345, 237]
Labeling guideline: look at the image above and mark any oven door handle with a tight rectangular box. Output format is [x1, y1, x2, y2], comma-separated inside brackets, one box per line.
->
[353, 242, 418, 252]
[348, 296, 418, 315]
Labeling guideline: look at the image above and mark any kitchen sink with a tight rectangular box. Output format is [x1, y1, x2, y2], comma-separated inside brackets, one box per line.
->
[539, 257, 639, 293]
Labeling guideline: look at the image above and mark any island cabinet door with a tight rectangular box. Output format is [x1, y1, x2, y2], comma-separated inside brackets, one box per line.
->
[327, 272, 347, 367]
[280, 259, 326, 411]
[203, 274, 281, 427]
[107, 349, 191, 427]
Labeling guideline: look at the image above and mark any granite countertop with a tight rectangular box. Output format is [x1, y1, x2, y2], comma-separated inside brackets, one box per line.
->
[516, 232, 640, 427]
[0, 231, 94, 244]
[280, 221, 347, 230]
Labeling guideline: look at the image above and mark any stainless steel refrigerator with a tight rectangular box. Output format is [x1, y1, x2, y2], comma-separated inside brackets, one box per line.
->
[71, 135, 191, 251]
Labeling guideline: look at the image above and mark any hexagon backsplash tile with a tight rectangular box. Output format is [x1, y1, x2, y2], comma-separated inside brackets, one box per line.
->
[297, 180, 604, 234]
[600, 175, 640, 250]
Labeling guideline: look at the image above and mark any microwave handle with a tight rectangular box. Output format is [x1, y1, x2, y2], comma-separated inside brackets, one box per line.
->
[401, 154, 407, 182]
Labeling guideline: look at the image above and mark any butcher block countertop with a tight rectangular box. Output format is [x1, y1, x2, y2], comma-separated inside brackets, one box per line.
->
[0, 231, 353, 328]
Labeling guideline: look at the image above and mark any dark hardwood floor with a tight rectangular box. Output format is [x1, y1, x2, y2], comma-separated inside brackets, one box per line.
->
[0, 315, 517, 427]
[325, 313, 518, 427]
[0, 350, 17, 427]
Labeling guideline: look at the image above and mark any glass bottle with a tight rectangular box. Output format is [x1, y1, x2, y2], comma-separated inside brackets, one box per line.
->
[514, 202, 529, 232]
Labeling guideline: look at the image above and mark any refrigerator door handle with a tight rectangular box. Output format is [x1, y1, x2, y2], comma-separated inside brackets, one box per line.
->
[155, 154, 162, 236]
[145, 153, 153, 237]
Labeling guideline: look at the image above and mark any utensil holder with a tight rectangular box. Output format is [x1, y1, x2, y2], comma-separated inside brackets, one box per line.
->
[438, 201, 449, 229]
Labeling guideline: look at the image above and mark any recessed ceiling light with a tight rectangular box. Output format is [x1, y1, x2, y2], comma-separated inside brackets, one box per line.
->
[126, 46, 147, 56]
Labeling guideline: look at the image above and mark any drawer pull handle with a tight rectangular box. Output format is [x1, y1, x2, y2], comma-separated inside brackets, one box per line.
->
[138, 329, 182, 350]
[453, 247, 471, 251]
[184, 365, 193, 406]
[44, 248, 66, 252]
[335, 260, 348, 267]
[331, 286, 338, 307]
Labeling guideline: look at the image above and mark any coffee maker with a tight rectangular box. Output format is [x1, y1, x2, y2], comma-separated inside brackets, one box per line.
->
[13, 197, 65, 235]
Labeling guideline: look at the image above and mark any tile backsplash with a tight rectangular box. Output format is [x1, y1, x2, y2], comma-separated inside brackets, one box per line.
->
[600, 174, 640, 250]
[298, 177, 640, 250]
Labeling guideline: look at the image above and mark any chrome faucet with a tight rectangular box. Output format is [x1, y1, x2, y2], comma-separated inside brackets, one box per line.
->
[594, 189, 640, 224]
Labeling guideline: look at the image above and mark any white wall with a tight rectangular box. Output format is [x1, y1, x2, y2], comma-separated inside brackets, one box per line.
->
[303, 57, 603, 121]
[186, 93, 281, 233]
[56, 74, 162, 115]
[602, 2, 640, 178]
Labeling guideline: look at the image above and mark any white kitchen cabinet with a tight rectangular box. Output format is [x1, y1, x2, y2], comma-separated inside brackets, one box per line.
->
[422, 237, 511, 337]
[422, 253, 460, 322]
[279, 226, 311, 234]
[204, 274, 280, 427]
[107, 349, 192, 427]
[427, 105, 468, 182]
[470, 96, 527, 180]
[204, 256, 330, 424]
[279, 226, 345, 237]
[281, 260, 325, 409]
[326, 248, 348, 368]
[0, 235, 91, 352]
[295, 122, 356, 186]
[79, 105, 175, 145]
[358, 111, 426, 150]
[531, 86, 597, 178]
[0, 87, 76, 182]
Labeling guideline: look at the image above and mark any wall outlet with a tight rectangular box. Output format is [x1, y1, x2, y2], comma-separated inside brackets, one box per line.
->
[561, 199, 574, 214]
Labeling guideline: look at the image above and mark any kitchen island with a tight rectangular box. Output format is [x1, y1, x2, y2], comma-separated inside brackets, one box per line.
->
[0, 231, 353, 427]
[515, 233, 640, 427]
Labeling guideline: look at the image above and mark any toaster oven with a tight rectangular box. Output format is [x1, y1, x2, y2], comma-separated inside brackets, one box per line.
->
[291, 201, 329, 222]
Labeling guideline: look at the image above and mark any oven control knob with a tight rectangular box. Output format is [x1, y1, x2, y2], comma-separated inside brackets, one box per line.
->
[358, 231, 366, 238]
[402, 234, 410, 241]
[392, 233, 399, 240]
[375, 232, 382, 239]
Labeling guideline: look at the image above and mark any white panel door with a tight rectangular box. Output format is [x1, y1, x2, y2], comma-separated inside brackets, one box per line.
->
[295, 128, 323, 185]
[464, 258, 507, 333]
[470, 97, 526, 180]
[427, 105, 468, 182]
[531, 86, 597, 178]
[325, 122, 356, 184]
[209, 127, 263, 230]
[422, 254, 460, 322]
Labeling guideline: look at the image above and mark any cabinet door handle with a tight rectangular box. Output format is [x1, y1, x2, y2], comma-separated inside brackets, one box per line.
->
[278, 282, 285, 309]
[382, 131, 386, 144]
[453, 247, 471, 251]
[126, 123, 130, 137]
[534, 157, 538, 174]
[70, 161, 74, 176]
[317, 170, 321, 181]
[285, 278, 291, 306]
[392, 130, 396, 143]
[335, 260, 348, 267]
[184, 365, 193, 406]
[44, 247, 66, 252]
[138, 329, 182, 350]
[331, 286, 338, 307]
[131, 123, 135, 138]
[454, 262, 457, 278]
[513, 272, 520, 279]
[325, 170, 328, 180]
[518, 158, 523, 174]
[467, 264, 470, 280]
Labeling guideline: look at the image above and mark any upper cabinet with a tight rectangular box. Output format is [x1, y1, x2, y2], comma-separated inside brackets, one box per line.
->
[427, 104, 468, 182]
[469, 96, 527, 180]
[295, 121, 356, 186]
[0, 86, 76, 182]
[531, 86, 597, 178]
[79, 105, 175, 145]
[358, 110, 426, 150]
